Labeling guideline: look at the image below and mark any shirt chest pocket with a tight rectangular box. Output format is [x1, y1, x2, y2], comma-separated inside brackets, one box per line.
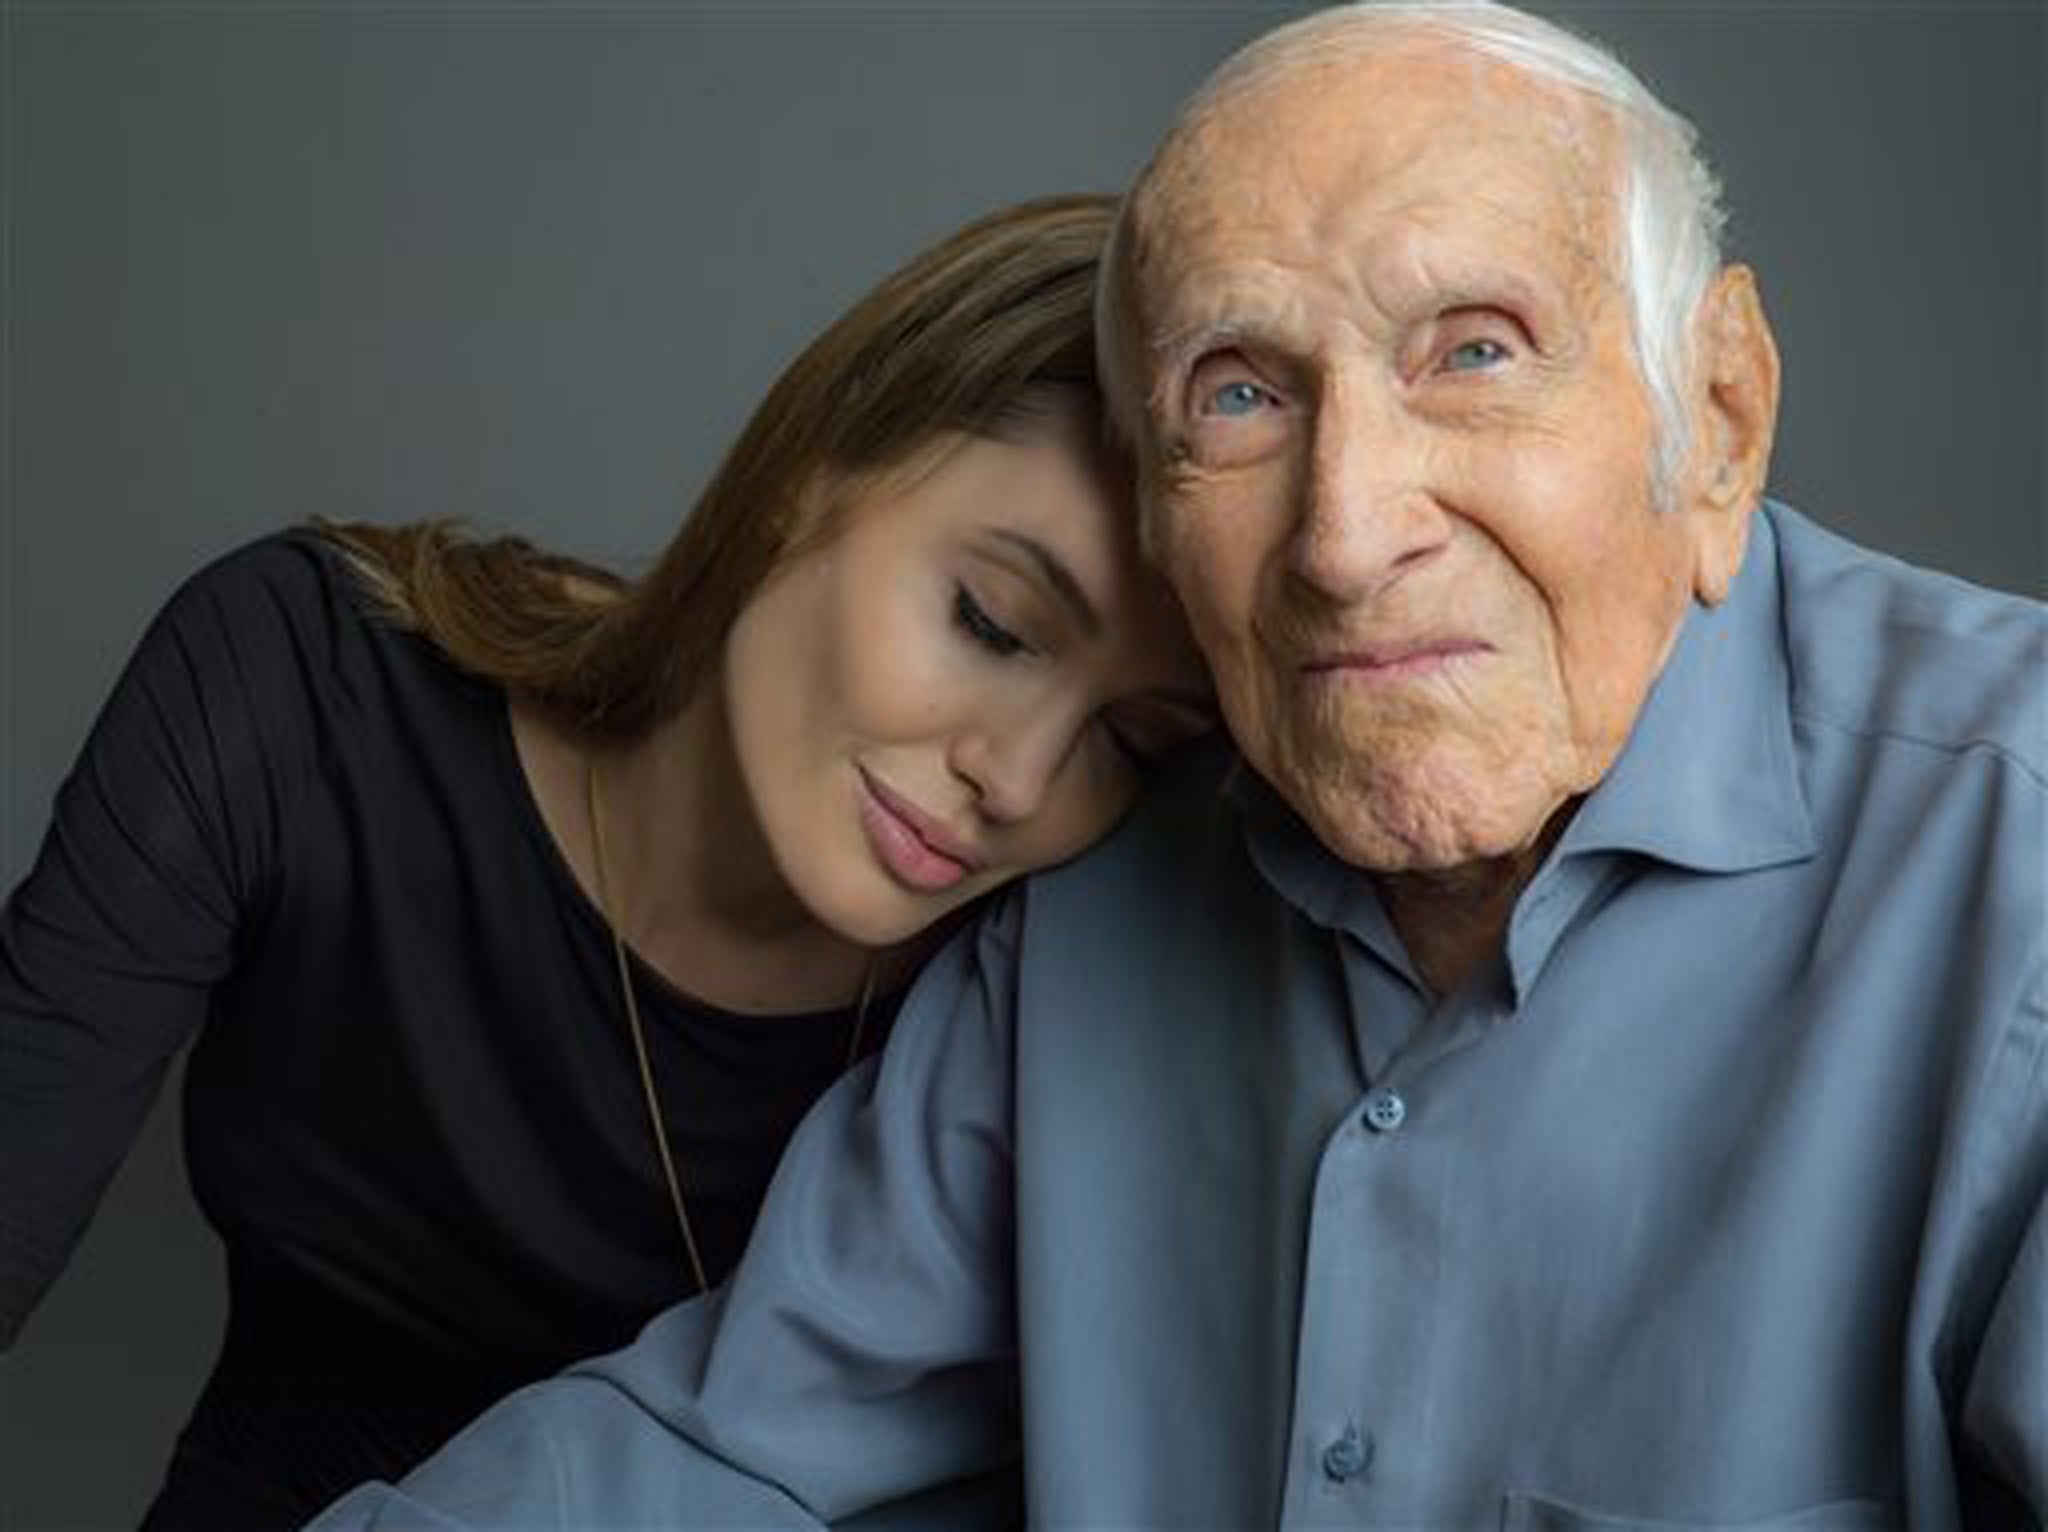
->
[1501, 1493, 1898, 1531]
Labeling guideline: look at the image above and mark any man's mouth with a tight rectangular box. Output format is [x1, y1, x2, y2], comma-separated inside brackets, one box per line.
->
[1300, 637, 1494, 683]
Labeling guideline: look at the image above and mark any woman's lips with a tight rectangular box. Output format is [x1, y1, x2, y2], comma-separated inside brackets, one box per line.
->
[857, 770, 979, 894]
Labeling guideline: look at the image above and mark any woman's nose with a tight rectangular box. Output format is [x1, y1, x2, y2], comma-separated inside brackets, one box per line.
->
[948, 705, 1074, 824]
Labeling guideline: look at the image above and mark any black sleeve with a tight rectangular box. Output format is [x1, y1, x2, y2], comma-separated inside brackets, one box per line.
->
[0, 537, 326, 1345]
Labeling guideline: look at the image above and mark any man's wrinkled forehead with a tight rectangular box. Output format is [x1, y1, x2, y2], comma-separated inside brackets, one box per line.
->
[1127, 38, 1625, 341]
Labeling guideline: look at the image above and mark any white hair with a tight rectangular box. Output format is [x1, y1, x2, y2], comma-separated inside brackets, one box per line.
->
[1100, 0, 1728, 504]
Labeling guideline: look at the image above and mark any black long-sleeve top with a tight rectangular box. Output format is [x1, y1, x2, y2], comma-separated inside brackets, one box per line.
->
[0, 533, 894, 1528]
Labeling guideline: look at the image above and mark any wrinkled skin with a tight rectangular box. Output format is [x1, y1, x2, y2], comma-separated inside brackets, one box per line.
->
[1122, 41, 1778, 989]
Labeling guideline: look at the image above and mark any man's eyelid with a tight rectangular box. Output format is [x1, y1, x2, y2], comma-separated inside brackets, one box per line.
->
[1401, 308, 1522, 380]
[1190, 331, 1294, 380]
[1182, 346, 1247, 397]
[1444, 303, 1530, 350]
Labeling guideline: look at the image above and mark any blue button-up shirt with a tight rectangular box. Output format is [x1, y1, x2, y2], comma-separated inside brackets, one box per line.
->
[313, 504, 2047, 1529]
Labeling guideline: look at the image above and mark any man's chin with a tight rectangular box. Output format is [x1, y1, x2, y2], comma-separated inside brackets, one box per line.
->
[1283, 774, 1553, 880]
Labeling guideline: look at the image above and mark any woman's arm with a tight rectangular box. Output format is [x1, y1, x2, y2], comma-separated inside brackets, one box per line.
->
[0, 540, 310, 1343]
[308, 902, 1028, 1530]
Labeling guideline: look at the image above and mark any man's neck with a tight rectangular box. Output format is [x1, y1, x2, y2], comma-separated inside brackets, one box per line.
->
[1371, 803, 1579, 1000]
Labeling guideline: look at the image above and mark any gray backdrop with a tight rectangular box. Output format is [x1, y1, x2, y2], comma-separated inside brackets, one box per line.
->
[2, 1, 2041, 1527]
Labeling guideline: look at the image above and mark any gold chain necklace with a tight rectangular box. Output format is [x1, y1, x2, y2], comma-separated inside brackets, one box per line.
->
[585, 755, 875, 1293]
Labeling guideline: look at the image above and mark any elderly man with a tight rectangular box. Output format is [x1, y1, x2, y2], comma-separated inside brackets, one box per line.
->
[313, 2, 2044, 1527]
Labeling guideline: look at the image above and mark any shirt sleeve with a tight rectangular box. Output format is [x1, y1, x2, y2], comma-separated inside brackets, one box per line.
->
[0, 541, 308, 1345]
[305, 900, 1028, 1530]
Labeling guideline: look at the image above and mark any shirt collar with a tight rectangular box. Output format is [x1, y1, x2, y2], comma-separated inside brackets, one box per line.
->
[1551, 501, 1815, 875]
[1228, 500, 1817, 955]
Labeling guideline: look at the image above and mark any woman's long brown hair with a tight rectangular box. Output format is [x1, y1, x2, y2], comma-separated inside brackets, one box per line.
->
[319, 194, 1117, 743]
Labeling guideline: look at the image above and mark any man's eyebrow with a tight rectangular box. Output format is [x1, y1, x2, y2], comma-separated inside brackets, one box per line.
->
[988, 530, 1100, 636]
[1149, 321, 1256, 385]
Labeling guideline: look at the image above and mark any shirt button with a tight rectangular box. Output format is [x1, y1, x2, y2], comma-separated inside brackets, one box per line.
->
[1321, 1424, 1373, 1482]
[1362, 1086, 1407, 1134]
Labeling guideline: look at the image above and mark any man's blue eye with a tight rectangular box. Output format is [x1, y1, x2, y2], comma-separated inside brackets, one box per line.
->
[1206, 380, 1272, 417]
[1443, 338, 1508, 372]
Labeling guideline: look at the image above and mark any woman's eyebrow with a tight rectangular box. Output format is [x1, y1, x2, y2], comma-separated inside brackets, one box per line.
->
[987, 530, 1100, 636]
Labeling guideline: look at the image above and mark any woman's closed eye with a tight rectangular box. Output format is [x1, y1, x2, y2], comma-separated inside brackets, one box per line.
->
[954, 585, 1031, 659]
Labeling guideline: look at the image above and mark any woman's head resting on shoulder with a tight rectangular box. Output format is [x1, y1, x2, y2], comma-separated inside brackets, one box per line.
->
[698, 197, 1216, 946]
[723, 419, 1212, 948]
[328, 196, 1215, 956]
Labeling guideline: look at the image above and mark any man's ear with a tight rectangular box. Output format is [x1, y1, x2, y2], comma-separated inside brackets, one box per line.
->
[1682, 264, 1781, 606]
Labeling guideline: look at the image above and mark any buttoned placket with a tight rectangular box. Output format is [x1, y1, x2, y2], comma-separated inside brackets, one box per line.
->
[1277, 917, 1520, 1523]
[1274, 845, 1646, 1522]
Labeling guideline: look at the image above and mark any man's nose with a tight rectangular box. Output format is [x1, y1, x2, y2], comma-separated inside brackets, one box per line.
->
[1287, 373, 1450, 601]
[948, 703, 1075, 825]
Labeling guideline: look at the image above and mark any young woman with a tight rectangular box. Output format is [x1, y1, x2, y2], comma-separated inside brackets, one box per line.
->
[0, 195, 1212, 1530]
